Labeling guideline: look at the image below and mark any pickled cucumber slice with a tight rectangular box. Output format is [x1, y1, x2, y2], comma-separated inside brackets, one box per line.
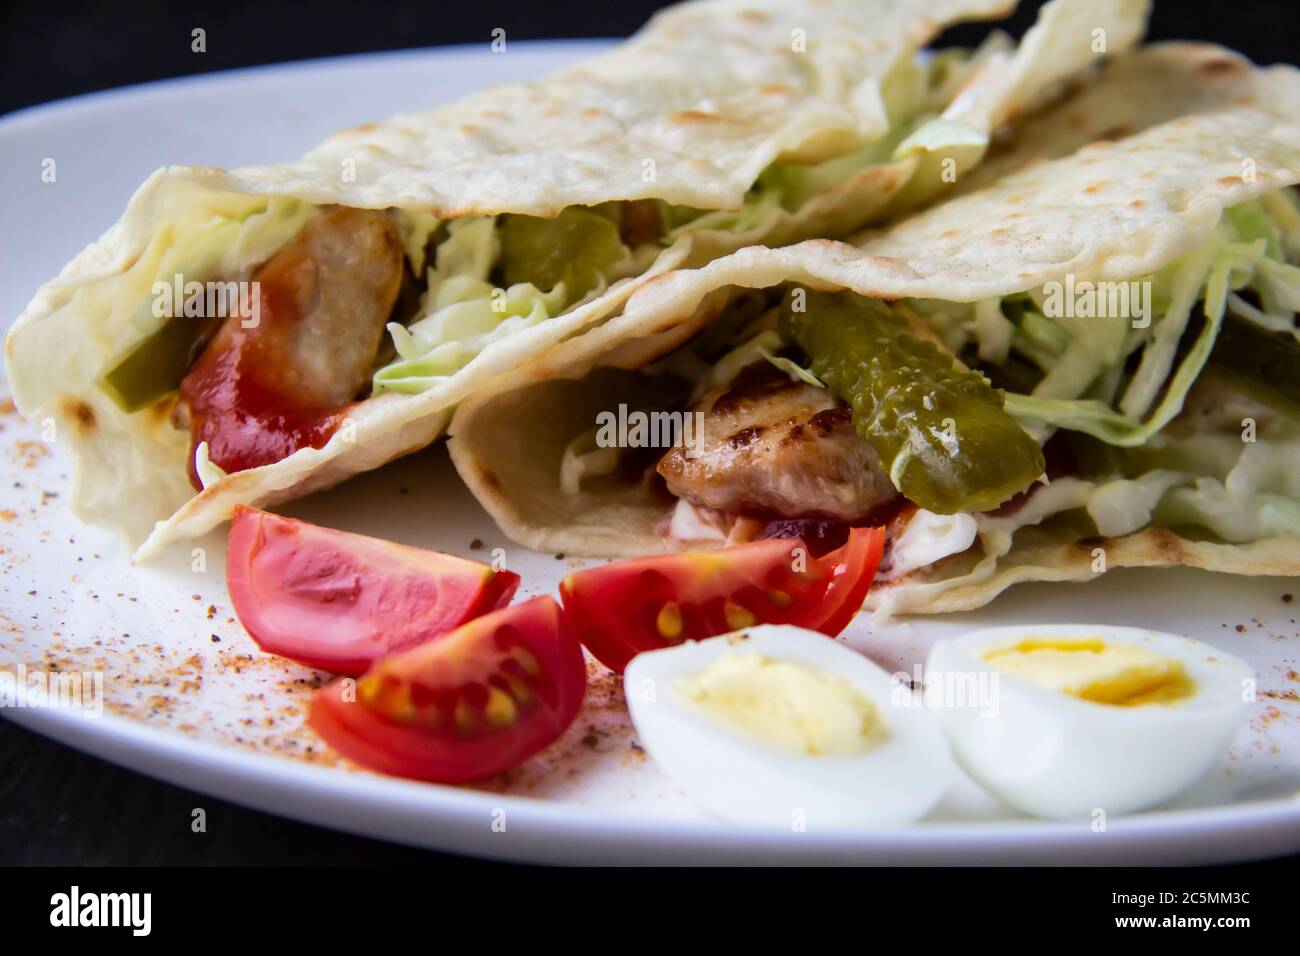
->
[498, 206, 628, 304]
[100, 313, 221, 412]
[779, 289, 1045, 514]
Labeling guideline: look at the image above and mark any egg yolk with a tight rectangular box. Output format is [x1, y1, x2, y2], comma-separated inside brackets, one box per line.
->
[982, 638, 1194, 706]
[674, 653, 887, 755]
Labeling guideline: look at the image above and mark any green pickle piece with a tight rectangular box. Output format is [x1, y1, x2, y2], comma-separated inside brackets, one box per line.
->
[97, 214, 249, 412]
[497, 206, 627, 304]
[779, 289, 1045, 514]
[100, 313, 220, 412]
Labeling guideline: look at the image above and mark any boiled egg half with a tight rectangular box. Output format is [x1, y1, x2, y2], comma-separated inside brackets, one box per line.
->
[926, 623, 1254, 819]
[624, 625, 954, 828]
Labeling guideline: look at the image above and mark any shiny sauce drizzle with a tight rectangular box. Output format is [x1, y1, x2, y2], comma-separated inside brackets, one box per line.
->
[178, 284, 351, 489]
[176, 207, 403, 490]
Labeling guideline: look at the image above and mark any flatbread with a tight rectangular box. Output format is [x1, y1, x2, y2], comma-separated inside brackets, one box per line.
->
[8, 0, 1026, 559]
[211, 0, 1022, 218]
[872, 522, 1300, 616]
[448, 43, 1300, 611]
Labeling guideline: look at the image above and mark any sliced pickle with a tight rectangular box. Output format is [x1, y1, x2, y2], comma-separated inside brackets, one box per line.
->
[779, 289, 1045, 514]
[497, 206, 627, 304]
[100, 314, 221, 412]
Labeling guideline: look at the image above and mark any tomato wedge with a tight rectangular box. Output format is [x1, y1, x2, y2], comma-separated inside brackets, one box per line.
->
[308, 596, 586, 783]
[559, 529, 884, 674]
[805, 526, 887, 636]
[227, 506, 518, 675]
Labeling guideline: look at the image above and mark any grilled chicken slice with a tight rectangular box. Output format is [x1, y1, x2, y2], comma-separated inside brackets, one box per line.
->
[178, 206, 403, 419]
[175, 207, 405, 482]
[657, 361, 898, 521]
[255, 206, 403, 407]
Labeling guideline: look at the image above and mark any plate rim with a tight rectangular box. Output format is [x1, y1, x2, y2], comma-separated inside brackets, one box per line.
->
[0, 38, 618, 128]
[8, 695, 1299, 865]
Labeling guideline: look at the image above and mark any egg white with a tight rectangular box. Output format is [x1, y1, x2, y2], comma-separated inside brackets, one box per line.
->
[624, 625, 954, 828]
[925, 623, 1254, 819]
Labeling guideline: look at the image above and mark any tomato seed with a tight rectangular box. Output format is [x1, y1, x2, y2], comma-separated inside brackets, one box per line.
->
[724, 600, 757, 630]
[656, 601, 684, 641]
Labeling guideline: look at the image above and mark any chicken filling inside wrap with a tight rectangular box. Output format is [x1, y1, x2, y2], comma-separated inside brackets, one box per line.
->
[93, 45, 997, 492]
[561, 188, 1300, 578]
[98, 199, 678, 490]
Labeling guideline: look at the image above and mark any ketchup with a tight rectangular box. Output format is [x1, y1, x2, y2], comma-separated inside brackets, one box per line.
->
[178, 284, 350, 490]
[758, 499, 908, 558]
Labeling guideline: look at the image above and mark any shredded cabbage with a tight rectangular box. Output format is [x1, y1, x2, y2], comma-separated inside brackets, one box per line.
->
[392, 209, 442, 276]
[668, 48, 989, 240]
[373, 218, 568, 394]
[900, 191, 1300, 549]
[372, 203, 667, 395]
[950, 196, 1298, 450]
[707, 329, 824, 390]
[559, 427, 622, 497]
[1157, 482, 1300, 541]
[219, 197, 322, 279]
[667, 175, 789, 240]
[1002, 236, 1267, 446]
[970, 297, 1013, 364]
[969, 413, 1300, 554]
[757, 343, 825, 389]
[192, 440, 228, 491]
[1260, 189, 1300, 259]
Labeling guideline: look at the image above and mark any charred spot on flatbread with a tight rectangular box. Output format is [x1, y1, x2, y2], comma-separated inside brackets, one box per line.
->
[59, 396, 96, 438]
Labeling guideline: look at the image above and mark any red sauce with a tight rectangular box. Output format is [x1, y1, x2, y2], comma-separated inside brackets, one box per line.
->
[178, 284, 350, 490]
[759, 518, 850, 557]
[757, 499, 909, 557]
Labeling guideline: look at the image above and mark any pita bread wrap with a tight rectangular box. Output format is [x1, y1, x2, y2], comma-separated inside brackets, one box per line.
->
[14, 0, 1087, 560]
[448, 42, 1300, 616]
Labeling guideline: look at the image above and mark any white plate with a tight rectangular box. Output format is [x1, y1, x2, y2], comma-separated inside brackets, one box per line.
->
[2, 42, 1299, 865]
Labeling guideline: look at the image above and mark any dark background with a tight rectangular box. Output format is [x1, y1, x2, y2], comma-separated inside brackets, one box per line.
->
[4, 0, 1300, 117]
[2, 0, 1298, 865]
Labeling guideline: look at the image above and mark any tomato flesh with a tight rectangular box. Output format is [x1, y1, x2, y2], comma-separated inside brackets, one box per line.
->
[560, 533, 884, 674]
[227, 506, 518, 675]
[805, 526, 887, 636]
[308, 596, 586, 782]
